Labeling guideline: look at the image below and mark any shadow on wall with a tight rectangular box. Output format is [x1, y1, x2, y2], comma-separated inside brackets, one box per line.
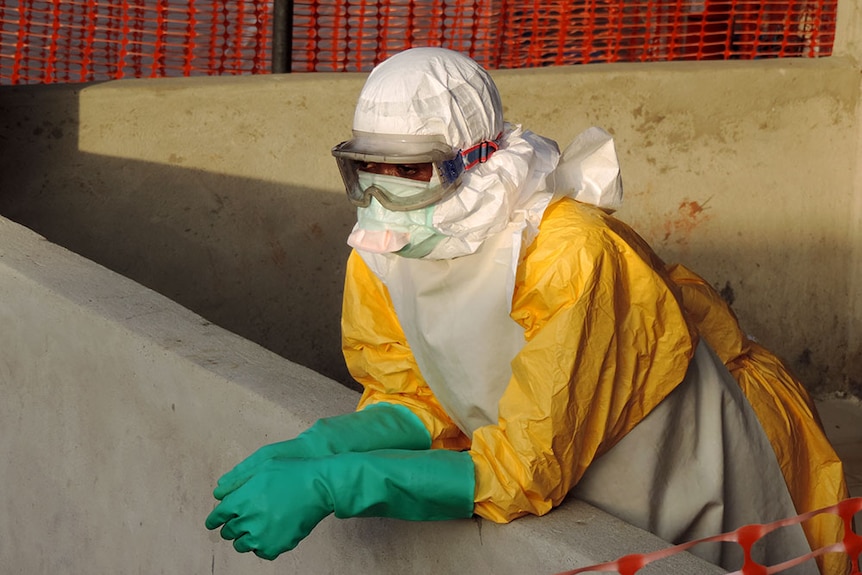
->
[0, 78, 857, 399]
[0, 82, 360, 390]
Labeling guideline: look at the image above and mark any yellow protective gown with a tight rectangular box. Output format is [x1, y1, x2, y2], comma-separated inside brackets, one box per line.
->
[342, 198, 848, 573]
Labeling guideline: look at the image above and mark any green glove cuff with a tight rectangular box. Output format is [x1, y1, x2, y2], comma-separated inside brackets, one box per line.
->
[301, 402, 432, 454]
[325, 449, 475, 521]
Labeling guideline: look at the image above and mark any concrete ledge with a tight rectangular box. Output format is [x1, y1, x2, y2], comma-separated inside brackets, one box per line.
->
[0, 215, 724, 573]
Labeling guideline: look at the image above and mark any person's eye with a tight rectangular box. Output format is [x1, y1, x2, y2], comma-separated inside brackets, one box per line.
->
[398, 165, 419, 177]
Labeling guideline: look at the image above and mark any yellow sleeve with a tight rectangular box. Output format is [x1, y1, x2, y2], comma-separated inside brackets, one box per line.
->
[471, 199, 696, 523]
[667, 264, 850, 575]
[341, 250, 470, 450]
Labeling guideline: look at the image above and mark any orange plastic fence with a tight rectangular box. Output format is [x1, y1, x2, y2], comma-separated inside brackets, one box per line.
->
[0, 0, 272, 84]
[0, 0, 839, 85]
[292, 0, 838, 72]
[554, 497, 862, 575]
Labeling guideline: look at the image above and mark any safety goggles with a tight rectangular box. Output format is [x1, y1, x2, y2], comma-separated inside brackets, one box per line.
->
[332, 131, 499, 212]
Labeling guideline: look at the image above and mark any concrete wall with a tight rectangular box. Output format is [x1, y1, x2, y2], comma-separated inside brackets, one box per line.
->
[1, 24, 861, 395]
[0, 215, 725, 574]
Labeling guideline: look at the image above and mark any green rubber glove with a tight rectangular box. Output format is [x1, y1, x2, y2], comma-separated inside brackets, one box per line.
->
[205, 448, 475, 560]
[213, 403, 430, 500]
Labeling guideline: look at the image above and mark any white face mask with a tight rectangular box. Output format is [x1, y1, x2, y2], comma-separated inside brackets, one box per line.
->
[347, 173, 446, 259]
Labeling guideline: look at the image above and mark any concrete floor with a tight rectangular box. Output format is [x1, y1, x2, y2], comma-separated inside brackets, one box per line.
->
[816, 396, 862, 499]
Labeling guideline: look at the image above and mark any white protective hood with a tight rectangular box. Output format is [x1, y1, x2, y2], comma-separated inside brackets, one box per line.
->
[353, 47, 503, 154]
[350, 48, 623, 434]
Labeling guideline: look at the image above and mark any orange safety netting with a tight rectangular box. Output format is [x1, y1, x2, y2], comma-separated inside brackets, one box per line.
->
[0, 0, 272, 84]
[0, 0, 839, 85]
[555, 497, 862, 575]
[292, 0, 838, 72]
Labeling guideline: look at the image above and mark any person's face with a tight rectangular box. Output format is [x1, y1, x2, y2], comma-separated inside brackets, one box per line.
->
[360, 161, 434, 182]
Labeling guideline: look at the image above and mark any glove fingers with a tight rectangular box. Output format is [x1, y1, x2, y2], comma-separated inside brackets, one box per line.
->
[252, 546, 281, 561]
[210, 496, 272, 556]
[214, 443, 280, 485]
[212, 458, 336, 559]
[214, 440, 311, 500]
[218, 503, 322, 559]
[213, 470, 257, 500]
[219, 515, 250, 541]
[233, 530, 299, 560]
[205, 497, 237, 530]
[232, 533, 257, 555]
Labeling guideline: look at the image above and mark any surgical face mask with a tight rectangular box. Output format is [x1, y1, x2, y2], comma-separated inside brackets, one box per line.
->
[395, 232, 444, 258]
[347, 176, 446, 259]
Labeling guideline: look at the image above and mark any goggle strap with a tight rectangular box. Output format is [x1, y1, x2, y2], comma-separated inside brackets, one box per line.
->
[461, 136, 501, 171]
[438, 157, 465, 185]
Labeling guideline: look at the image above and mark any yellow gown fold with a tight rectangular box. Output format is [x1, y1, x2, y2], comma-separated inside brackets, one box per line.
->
[668, 264, 849, 575]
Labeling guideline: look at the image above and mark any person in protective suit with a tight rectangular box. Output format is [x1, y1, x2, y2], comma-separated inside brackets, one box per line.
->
[206, 47, 849, 574]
